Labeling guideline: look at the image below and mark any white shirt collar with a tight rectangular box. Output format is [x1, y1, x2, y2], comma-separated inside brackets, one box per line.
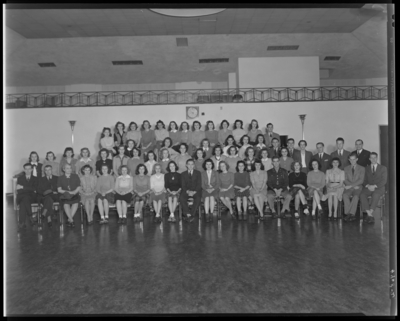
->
[80, 158, 92, 162]
[162, 159, 170, 162]
[31, 162, 38, 165]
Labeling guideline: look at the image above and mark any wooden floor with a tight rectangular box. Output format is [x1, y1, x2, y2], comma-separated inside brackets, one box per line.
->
[5, 198, 391, 315]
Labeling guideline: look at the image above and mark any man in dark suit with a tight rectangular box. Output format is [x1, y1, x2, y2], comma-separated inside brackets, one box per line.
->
[343, 153, 366, 222]
[293, 140, 313, 173]
[16, 163, 38, 229]
[360, 152, 387, 224]
[267, 138, 281, 159]
[180, 159, 202, 222]
[311, 142, 331, 173]
[353, 139, 371, 167]
[264, 123, 280, 148]
[287, 138, 300, 160]
[330, 137, 351, 169]
[37, 165, 59, 227]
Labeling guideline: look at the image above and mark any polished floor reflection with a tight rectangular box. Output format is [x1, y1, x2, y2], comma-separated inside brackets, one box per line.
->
[5, 200, 390, 315]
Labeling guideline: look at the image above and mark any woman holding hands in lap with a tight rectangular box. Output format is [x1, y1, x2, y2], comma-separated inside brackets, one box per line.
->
[234, 160, 251, 220]
[79, 164, 97, 225]
[164, 161, 181, 222]
[150, 163, 166, 223]
[250, 160, 268, 220]
[95, 164, 114, 224]
[201, 159, 219, 222]
[114, 165, 133, 224]
[307, 159, 326, 219]
[288, 161, 309, 219]
[218, 161, 236, 219]
[132, 164, 151, 221]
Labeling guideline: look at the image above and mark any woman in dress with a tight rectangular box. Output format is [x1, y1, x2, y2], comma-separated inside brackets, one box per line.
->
[259, 148, 272, 171]
[95, 164, 114, 224]
[100, 127, 115, 159]
[288, 161, 310, 219]
[222, 135, 238, 156]
[238, 135, 252, 159]
[248, 119, 263, 146]
[27, 151, 42, 177]
[243, 146, 256, 173]
[164, 161, 181, 222]
[175, 143, 191, 174]
[113, 121, 127, 155]
[179, 121, 192, 151]
[57, 163, 81, 227]
[132, 164, 151, 221]
[210, 145, 227, 171]
[159, 148, 171, 174]
[218, 119, 232, 147]
[279, 147, 294, 173]
[96, 148, 113, 177]
[113, 145, 130, 179]
[59, 147, 78, 174]
[234, 160, 251, 220]
[325, 157, 345, 220]
[190, 121, 205, 155]
[79, 164, 97, 225]
[141, 120, 156, 157]
[200, 138, 213, 160]
[168, 121, 181, 152]
[205, 120, 218, 148]
[114, 165, 133, 224]
[42, 151, 60, 177]
[250, 160, 268, 219]
[232, 119, 246, 146]
[160, 137, 179, 160]
[76, 147, 96, 177]
[255, 134, 268, 156]
[126, 121, 142, 147]
[218, 161, 236, 218]
[201, 159, 219, 222]
[307, 159, 326, 219]
[124, 139, 136, 158]
[154, 120, 169, 157]
[150, 163, 166, 223]
[194, 148, 206, 173]
[127, 147, 142, 176]
[225, 146, 241, 174]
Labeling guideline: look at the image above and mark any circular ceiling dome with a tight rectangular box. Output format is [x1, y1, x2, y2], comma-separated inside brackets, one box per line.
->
[150, 9, 226, 17]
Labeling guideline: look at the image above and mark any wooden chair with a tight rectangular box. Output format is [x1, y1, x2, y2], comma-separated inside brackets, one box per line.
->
[13, 178, 40, 226]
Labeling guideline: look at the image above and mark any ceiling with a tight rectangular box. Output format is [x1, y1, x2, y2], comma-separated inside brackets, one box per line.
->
[5, 8, 381, 38]
[5, 7, 388, 88]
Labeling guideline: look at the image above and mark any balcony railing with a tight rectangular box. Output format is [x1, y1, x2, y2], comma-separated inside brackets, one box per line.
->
[5, 86, 388, 109]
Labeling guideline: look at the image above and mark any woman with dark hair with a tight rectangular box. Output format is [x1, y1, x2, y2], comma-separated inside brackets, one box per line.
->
[127, 147, 142, 176]
[260, 148, 272, 171]
[150, 163, 166, 223]
[189, 121, 205, 155]
[218, 119, 232, 147]
[175, 143, 191, 174]
[234, 160, 251, 220]
[165, 161, 181, 222]
[76, 147, 96, 177]
[141, 120, 156, 156]
[59, 147, 78, 174]
[160, 137, 179, 160]
[288, 161, 309, 219]
[79, 164, 97, 225]
[244, 147, 256, 172]
[247, 119, 263, 146]
[279, 147, 294, 173]
[201, 159, 219, 222]
[100, 127, 115, 159]
[126, 121, 142, 147]
[250, 160, 267, 219]
[42, 151, 59, 176]
[232, 119, 246, 146]
[194, 148, 206, 173]
[113, 145, 130, 178]
[113, 121, 127, 154]
[205, 120, 218, 147]
[95, 164, 114, 224]
[159, 148, 171, 174]
[114, 165, 133, 224]
[200, 138, 213, 160]
[28, 151, 43, 177]
[222, 135, 237, 156]
[210, 145, 227, 171]
[132, 164, 151, 221]
[124, 139, 136, 158]
[217, 161, 235, 218]
[238, 135, 251, 159]
[145, 150, 158, 176]
[96, 148, 113, 177]
[255, 134, 267, 153]
[325, 157, 345, 220]
[154, 120, 169, 157]
[179, 121, 192, 149]
[225, 145, 241, 173]
[307, 159, 326, 219]
[168, 121, 181, 152]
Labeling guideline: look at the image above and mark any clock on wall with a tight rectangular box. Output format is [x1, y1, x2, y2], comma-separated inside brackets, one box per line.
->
[186, 106, 199, 120]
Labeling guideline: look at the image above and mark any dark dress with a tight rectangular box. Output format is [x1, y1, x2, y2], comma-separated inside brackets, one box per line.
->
[96, 159, 113, 174]
[165, 172, 182, 198]
[57, 174, 81, 205]
[234, 172, 251, 198]
[288, 171, 308, 198]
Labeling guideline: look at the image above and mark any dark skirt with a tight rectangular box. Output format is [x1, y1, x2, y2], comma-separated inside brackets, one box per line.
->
[289, 187, 309, 198]
[60, 193, 80, 205]
[115, 192, 132, 203]
[202, 188, 219, 201]
[167, 190, 180, 199]
[235, 188, 250, 198]
[95, 192, 115, 204]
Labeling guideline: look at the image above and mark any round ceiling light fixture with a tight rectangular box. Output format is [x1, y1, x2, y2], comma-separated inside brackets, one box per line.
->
[150, 9, 226, 17]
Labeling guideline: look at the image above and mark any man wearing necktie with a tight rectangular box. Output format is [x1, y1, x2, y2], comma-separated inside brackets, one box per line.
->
[330, 137, 350, 169]
[359, 152, 387, 224]
[37, 165, 60, 227]
[311, 142, 331, 173]
[343, 153, 365, 222]
[180, 159, 202, 222]
[264, 123, 280, 148]
[267, 138, 281, 159]
[353, 139, 371, 167]
[287, 138, 300, 160]
[16, 163, 38, 229]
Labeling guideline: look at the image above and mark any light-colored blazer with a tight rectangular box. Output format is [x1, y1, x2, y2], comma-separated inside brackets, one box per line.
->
[344, 164, 365, 188]
[201, 170, 220, 191]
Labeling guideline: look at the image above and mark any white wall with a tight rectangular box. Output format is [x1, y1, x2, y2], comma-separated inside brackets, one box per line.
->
[238, 57, 320, 88]
[5, 100, 388, 193]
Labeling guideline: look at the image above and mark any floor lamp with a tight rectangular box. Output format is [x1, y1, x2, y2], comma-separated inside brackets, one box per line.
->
[69, 121, 76, 147]
[299, 115, 306, 140]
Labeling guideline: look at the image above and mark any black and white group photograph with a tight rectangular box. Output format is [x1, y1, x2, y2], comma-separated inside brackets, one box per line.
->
[3, 3, 396, 316]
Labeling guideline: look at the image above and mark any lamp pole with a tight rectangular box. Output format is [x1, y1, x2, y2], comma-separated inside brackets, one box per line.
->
[69, 121, 76, 147]
[299, 115, 306, 140]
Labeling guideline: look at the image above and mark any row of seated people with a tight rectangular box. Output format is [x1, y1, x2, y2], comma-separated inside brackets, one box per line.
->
[16, 147, 386, 230]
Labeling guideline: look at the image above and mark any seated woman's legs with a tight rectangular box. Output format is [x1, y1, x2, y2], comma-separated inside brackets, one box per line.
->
[204, 197, 210, 214]
[254, 194, 263, 216]
[295, 193, 300, 211]
[63, 204, 72, 222]
[168, 197, 174, 215]
[98, 199, 105, 220]
[122, 200, 128, 219]
[116, 200, 123, 219]
[333, 194, 338, 217]
[236, 197, 242, 213]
